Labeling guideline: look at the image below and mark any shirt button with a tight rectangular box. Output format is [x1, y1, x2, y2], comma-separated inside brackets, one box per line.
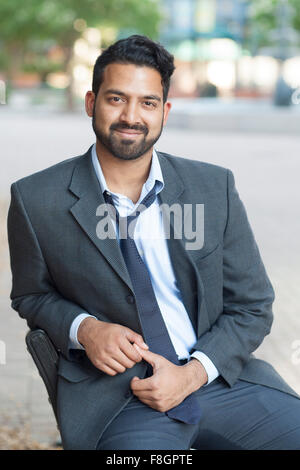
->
[126, 294, 135, 304]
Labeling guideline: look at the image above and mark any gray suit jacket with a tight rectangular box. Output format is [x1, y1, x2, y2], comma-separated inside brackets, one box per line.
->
[7, 146, 298, 449]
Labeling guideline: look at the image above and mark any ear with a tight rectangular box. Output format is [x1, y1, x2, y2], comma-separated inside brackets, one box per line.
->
[85, 91, 95, 118]
[162, 101, 172, 127]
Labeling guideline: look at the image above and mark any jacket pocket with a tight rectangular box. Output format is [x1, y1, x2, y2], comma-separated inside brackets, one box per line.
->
[57, 355, 98, 383]
[193, 242, 221, 267]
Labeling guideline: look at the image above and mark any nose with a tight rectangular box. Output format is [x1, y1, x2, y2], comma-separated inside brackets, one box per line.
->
[119, 101, 140, 126]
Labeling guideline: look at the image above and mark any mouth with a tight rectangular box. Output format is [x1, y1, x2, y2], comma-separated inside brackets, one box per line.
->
[114, 129, 144, 138]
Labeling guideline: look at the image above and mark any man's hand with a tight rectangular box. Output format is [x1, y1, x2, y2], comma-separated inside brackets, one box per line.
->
[77, 317, 149, 376]
[130, 345, 208, 412]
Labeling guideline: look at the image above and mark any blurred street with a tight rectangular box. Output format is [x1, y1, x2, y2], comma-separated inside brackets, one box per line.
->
[0, 104, 300, 446]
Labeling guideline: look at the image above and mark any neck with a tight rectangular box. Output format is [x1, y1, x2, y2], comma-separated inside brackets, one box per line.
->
[95, 140, 153, 203]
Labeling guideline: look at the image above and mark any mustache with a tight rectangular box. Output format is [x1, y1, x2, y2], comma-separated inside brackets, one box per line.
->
[110, 122, 148, 135]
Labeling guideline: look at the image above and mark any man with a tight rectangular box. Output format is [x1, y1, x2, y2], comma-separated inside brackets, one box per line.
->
[7, 35, 300, 450]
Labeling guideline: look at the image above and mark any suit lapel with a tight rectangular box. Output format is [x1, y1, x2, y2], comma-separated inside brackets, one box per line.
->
[68, 147, 133, 291]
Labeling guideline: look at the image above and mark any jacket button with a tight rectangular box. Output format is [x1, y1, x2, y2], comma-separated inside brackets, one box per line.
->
[126, 295, 135, 304]
[125, 390, 132, 398]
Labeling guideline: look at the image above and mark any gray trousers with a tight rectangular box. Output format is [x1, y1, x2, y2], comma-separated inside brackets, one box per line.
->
[96, 377, 300, 450]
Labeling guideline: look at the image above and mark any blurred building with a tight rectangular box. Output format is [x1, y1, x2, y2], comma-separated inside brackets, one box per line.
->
[160, 0, 281, 99]
[161, 0, 248, 44]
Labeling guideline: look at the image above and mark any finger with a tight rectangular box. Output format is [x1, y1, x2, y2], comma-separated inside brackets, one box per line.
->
[111, 348, 136, 369]
[100, 363, 119, 376]
[132, 390, 155, 400]
[125, 329, 148, 349]
[130, 375, 154, 392]
[119, 340, 143, 363]
[105, 357, 127, 374]
[133, 344, 162, 367]
[135, 397, 159, 411]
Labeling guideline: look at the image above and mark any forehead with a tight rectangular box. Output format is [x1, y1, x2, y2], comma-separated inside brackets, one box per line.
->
[99, 63, 163, 97]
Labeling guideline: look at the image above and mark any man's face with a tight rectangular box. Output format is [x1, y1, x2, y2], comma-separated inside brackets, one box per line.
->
[86, 63, 171, 161]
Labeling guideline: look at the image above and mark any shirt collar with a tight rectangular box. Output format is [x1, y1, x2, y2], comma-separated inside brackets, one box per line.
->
[91, 143, 164, 198]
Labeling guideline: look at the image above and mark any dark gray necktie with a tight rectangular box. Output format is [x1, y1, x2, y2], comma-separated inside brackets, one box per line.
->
[104, 186, 202, 424]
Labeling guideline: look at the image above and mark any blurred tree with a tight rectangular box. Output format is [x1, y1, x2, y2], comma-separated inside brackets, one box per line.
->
[248, 0, 300, 106]
[290, 0, 300, 32]
[248, 0, 300, 54]
[0, 0, 161, 109]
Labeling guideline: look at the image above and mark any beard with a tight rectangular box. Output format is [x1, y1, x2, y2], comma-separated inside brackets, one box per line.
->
[92, 105, 164, 161]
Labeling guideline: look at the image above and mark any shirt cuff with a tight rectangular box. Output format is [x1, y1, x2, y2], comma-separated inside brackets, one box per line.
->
[189, 351, 219, 386]
[69, 313, 97, 350]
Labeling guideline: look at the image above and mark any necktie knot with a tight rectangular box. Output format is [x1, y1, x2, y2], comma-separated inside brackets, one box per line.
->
[104, 185, 158, 240]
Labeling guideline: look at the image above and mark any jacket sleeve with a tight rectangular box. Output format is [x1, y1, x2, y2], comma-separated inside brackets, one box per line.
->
[7, 182, 88, 360]
[191, 169, 275, 387]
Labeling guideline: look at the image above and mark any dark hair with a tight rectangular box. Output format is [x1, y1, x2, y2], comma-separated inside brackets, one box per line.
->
[92, 35, 175, 103]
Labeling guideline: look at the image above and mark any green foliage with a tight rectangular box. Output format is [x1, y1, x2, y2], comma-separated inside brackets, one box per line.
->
[290, 0, 300, 31]
[249, 0, 300, 49]
[0, 0, 161, 45]
[0, 0, 161, 75]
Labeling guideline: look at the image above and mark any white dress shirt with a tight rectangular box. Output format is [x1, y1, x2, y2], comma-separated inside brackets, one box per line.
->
[69, 144, 219, 385]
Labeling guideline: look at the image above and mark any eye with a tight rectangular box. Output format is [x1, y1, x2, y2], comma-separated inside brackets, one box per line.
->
[144, 101, 156, 108]
[109, 96, 123, 103]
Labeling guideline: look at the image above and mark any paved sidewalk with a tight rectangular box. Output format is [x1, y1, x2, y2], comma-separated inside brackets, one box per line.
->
[167, 97, 300, 135]
[1, 108, 300, 446]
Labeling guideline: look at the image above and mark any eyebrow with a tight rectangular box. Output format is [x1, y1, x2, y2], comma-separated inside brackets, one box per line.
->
[104, 89, 161, 102]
